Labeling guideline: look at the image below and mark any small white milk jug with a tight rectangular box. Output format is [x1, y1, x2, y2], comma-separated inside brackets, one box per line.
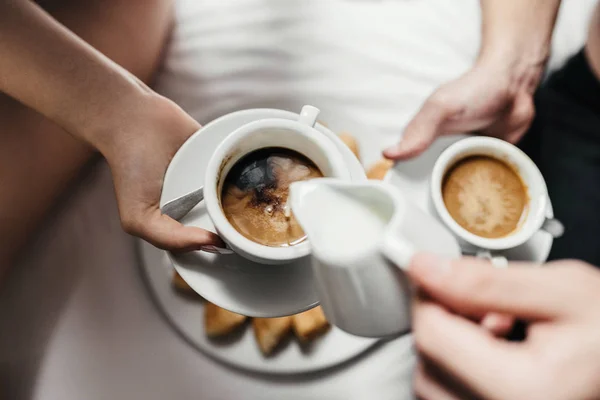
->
[289, 178, 461, 337]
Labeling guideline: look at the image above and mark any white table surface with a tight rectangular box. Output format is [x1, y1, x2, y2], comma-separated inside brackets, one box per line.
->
[0, 0, 593, 399]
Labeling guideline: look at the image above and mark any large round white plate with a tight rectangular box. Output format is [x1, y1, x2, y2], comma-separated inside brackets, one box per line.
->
[137, 239, 379, 374]
[160, 109, 366, 318]
[385, 135, 554, 262]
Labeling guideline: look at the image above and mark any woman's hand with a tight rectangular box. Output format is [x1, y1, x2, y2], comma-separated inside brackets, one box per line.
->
[96, 94, 225, 252]
[0, 1, 224, 253]
[408, 254, 600, 400]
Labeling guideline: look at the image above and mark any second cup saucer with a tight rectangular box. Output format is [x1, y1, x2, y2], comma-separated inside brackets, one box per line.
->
[160, 108, 366, 318]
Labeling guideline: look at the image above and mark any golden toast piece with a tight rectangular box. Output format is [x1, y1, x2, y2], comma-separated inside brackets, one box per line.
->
[204, 302, 248, 337]
[172, 270, 196, 294]
[338, 132, 360, 161]
[292, 306, 330, 343]
[366, 159, 394, 180]
[252, 317, 293, 355]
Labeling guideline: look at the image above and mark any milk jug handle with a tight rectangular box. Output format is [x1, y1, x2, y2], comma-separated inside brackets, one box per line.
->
[380, 235, 415, 271]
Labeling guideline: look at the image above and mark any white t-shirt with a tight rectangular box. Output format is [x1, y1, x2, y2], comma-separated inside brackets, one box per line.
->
[157, 0, 592, 166]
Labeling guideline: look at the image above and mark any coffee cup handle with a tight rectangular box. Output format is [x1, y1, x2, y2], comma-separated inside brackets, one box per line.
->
[476, 250, 508, 268]
[297, 105, 320, 127]
[541, 217, 564, 238]
[380, 235, 415, 271]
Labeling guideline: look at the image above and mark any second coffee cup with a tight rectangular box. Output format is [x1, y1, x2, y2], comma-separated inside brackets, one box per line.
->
[430, 136, 563, 252]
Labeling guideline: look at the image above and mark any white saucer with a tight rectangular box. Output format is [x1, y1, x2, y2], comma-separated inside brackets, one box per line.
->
[385, 135, 554, 263]
[137, 240, 378, 374]
[160, 109, 366, 318]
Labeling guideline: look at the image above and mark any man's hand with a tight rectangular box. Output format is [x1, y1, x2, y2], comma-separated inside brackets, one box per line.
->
[408, 254, 600, 400]
[383, 58, 537, 160]
[0, 1, 224, 253]
[384, 0, 560, 161]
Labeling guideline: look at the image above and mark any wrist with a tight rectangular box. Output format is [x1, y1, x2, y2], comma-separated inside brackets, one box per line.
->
[476, 43, 547, 95]
[78, 81, 162, 155]
[87, 88, 200, 162]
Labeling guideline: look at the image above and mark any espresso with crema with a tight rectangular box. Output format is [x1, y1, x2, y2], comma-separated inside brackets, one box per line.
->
[220, 147, 323, 247]
[441, 155, 528, 238]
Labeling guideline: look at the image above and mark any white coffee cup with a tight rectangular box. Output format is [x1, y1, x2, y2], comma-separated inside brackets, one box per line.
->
[430, 137, 563, 253]
[290, 179, 462, 337]
[203, 105, 352, 265]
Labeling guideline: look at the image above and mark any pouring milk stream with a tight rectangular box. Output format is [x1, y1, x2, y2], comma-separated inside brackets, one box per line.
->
[289, 178, 461, 337]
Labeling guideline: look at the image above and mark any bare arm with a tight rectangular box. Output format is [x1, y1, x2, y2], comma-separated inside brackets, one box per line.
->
[0, 0, 224, 252]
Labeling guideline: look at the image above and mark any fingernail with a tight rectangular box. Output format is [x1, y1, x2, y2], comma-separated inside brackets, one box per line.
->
[200, 245, 234, 255]
[384, 142, 403, 155]
[412, 253, 452, 278]
[481, 313, 514, 335]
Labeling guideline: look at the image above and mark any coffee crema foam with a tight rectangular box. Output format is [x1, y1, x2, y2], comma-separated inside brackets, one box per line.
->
[442, 156, 528, 238]
[220, 147, 323, 247]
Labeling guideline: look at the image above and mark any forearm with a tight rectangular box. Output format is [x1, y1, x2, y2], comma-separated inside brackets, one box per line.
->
[0, 1, 155, 152]
[478, 0, 561, 91]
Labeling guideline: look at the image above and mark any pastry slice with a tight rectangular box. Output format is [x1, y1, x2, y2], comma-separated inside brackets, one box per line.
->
[292, 306, 330, 343]
[252, 317, 293, 356]
[172, 270, 196, 295]
[338, 132, 360, 161]
[204, 302, 248, 337]
[366, 159, 394, 180]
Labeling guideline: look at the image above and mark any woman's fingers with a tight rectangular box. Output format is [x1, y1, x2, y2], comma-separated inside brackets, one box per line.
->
[123, 208, 226, 253]
[484, 92, 535, 144]
[407, 253, 573, 320]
